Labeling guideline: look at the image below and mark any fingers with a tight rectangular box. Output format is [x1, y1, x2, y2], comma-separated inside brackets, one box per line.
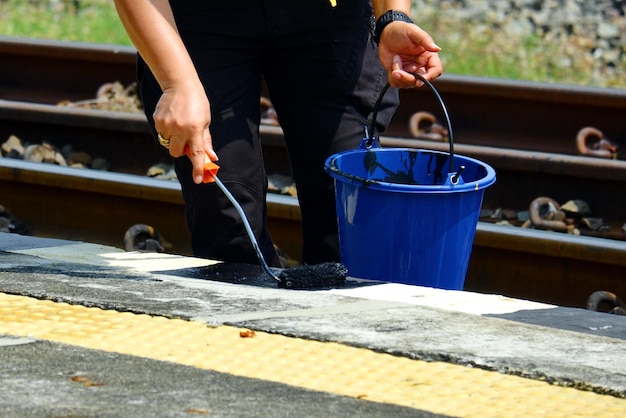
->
[157, 128, 217, 184]
[389, 50, 442, 89]
[390, 56, 417, 87]
[153, 89, 216, 184]
[181, 126, 217, 184]
[381, 23, 443, 89]
[203, 127, 218, 163]
[157, 131, 171, 148]
[419, 52, 443, 81]
[187, 143, 209, 184]
[388, 56, 424, 88]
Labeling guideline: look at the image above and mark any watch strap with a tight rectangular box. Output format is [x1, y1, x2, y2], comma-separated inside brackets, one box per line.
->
[371, 10, 414, 44]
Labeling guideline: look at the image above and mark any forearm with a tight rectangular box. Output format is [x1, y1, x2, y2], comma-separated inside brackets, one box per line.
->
[113, 0, 199, 91]
[372, 0, 412, 17]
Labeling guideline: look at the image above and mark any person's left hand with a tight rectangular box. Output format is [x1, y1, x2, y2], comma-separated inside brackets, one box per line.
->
[377, 21, 443, 88]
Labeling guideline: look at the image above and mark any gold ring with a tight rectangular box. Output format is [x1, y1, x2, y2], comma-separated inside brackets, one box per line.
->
[157, 132, 170, 148]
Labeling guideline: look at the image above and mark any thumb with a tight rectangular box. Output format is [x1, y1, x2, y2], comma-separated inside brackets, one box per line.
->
[409, 26, 441, 52]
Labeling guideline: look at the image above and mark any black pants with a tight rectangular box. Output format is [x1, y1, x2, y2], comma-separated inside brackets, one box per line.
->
[139, 0, 398, 265]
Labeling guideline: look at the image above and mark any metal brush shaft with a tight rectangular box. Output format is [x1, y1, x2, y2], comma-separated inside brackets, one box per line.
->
[212, 175, 281, 282]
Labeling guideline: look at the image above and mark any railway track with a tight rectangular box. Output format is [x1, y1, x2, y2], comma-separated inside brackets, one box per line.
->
[2, 36, 625, 156]
[1, 37, 626, 308]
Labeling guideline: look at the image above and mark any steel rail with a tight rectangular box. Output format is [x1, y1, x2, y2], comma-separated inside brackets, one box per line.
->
[2, 157, 625, 308]
[2, 36, 625, 156]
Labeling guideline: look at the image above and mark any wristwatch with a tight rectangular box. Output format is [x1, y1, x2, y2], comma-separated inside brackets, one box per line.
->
[370, 10, 414, 44]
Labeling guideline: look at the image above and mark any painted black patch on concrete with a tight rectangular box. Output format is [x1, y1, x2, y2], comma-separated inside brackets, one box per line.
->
[486, 307, 626, 341]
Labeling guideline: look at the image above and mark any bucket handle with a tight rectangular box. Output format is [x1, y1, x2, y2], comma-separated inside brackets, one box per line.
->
[367, 73, 456, 175]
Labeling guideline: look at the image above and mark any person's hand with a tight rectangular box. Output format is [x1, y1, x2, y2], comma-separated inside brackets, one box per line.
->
[153, 79, 218, 184]
[377, 22, 443, 88]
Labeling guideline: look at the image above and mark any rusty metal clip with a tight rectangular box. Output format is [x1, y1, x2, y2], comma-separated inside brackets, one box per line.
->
[123, 224, 167, 252]
[586, 291, 626, 315]
[408, 111, 449, 142]
[529, 197, 571, 233]
[576, 127, 619, 159]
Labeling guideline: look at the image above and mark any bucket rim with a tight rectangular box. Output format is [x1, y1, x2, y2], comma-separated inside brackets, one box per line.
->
[324, 148, 496, 193]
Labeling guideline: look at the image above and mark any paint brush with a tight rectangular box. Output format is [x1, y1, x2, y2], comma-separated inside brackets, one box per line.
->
[192, 150, 347, 289]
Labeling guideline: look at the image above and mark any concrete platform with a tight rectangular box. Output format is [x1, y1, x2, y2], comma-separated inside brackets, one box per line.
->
[1, 232, 625, 417]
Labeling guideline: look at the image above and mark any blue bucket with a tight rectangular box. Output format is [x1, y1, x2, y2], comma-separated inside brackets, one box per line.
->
[324, 76, 496, 289]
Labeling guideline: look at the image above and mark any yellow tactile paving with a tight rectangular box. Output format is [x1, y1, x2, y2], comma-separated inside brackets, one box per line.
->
[1, 292, 625, 417]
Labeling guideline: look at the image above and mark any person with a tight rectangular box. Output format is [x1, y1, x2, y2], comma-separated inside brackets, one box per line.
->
[113, 0, 442, 267]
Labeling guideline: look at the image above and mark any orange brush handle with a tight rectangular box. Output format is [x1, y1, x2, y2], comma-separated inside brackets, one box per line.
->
[184, 146, 219, 183]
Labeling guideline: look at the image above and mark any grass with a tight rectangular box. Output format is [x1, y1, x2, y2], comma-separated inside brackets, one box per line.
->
[0, 0, 132, 45]
[1, 0, 624, 88]
[439, 30, 594, 84]
[416, 7, 625, 89]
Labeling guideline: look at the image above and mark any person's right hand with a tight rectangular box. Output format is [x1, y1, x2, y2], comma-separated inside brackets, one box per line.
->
[153, 79, 218, 184]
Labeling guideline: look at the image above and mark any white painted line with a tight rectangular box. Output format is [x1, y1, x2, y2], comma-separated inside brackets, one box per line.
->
[100, 251, 219, 271]
[13, 242, 218, 271]
[328, 282, 556, 315]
